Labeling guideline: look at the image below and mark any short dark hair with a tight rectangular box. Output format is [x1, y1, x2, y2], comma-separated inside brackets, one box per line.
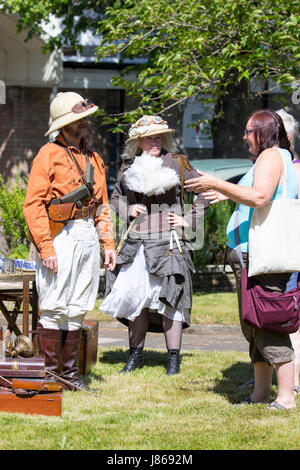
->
[247, 108, 294, 160]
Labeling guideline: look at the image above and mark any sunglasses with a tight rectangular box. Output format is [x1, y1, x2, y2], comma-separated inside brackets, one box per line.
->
[244, 128, 256, 137]
[72, 99, 95, 114]
[244, 123, 277, 137]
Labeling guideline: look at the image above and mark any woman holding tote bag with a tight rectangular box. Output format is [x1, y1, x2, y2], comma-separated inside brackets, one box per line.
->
[277, 108, 300, 396]
[185, 109, 297, 410]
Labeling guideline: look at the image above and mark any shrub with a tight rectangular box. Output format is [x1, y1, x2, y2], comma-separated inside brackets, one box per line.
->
[0, 174, 29, 258]
[194, 199, 236, 268]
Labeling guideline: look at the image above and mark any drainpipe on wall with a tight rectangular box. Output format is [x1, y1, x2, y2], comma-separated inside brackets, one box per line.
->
[48, 86, 58, 142]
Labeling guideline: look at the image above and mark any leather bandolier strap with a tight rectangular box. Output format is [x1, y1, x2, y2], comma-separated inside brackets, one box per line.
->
[47, 139, 98, 239]
[72, 202, 97, 220]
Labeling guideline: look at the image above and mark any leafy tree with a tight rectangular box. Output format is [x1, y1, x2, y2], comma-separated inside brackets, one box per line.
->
[0, 0, 121, 52]
[1, 0, 299, 153]
[94, 0, 300, 136]
[2, 0, 299, 111]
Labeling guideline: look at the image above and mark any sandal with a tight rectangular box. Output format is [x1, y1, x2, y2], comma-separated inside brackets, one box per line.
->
[235, 396, 270, 407]
[238, 378, 255, 390]
[234, 396, 256, 407]
[266, 401, 288, 411]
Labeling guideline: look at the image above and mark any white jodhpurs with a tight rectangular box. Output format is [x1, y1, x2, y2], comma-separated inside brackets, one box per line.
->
[35, 217, 100, 331]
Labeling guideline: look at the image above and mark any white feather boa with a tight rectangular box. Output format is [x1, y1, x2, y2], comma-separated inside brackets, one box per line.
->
[124, 152, 180, 196]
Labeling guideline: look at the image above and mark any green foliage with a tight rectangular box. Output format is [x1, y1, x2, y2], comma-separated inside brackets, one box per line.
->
[194, 199, 236, 267]
[9, 243, 29, 259]
[0, 0, 119, 52]
[0, 174, 29, 257]
[1, 0, 299, 129]
[94, 0, 300, 127]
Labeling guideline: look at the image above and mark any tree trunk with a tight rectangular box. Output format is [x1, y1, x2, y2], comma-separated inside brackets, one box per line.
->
[212, 79, 263, 159]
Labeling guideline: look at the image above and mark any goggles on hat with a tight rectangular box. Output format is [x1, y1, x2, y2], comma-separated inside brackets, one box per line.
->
[133, 116, 166, 128]
[72, 99, 95, 114]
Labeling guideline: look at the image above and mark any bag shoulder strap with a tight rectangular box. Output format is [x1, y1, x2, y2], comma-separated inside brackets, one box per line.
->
[53, 139, 90, 186]
[66, 147, 86, 185]
[172, 153, 194, 171]
[174, 154, 195, 209]
[177, 156, 185, 210]
[234, 207, 245, 268]
[279, 151, 288, 199]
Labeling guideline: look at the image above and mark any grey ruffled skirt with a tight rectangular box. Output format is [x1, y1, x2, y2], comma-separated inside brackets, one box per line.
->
[101, 235, 195, 333]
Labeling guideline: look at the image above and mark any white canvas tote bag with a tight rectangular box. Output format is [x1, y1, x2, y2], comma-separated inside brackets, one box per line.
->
[248, 153, 300, 277]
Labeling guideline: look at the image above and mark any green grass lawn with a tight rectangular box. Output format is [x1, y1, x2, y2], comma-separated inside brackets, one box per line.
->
[191, 291, 239, 325]
[88, 291, 240, 326]
[0, 348, 299, 450]
[1, 292, 298, 451]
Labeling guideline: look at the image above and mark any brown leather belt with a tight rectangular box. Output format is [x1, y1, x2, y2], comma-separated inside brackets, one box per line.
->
[72, 203, 97, 220]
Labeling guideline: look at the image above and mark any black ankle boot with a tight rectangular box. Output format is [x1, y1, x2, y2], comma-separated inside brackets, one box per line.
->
[120, 348, 144, 373]
[166, 349, 180, 375]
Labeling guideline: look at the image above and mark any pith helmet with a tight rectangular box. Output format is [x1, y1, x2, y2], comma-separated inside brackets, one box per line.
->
[45, 91, 98, 136]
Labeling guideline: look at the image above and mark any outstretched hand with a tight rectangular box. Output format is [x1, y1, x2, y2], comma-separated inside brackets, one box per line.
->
[184, 170, 219, 193]
[201, 190, 229, 204]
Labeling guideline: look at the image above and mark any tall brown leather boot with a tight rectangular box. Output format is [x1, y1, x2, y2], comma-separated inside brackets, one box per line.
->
[34, 322, 61, 379]
[60, 329, 90, 391]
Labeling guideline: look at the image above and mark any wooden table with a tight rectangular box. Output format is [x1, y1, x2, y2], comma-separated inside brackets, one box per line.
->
[0, 272, 38, 338]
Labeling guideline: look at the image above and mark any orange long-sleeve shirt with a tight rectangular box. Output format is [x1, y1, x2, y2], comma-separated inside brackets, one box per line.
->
[24, 134, 115, 259]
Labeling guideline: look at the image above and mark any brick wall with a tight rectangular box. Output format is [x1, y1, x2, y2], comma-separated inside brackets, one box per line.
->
[0, 86, 51, 179]
[0, 85, 299, 182]
[0, 86, 128, 180]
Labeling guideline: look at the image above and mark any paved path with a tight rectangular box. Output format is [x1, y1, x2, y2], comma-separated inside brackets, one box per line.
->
[98, 322, 248, 353]
[0, 315, 248, 353]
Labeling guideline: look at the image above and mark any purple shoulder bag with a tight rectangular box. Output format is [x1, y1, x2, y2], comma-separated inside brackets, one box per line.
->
[234, 208, 300, 334]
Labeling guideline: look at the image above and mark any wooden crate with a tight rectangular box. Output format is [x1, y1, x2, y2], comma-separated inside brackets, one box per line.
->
[0, 390, 62, 416]
[79, 320, 99, 375]
[0, 357, 46, 378]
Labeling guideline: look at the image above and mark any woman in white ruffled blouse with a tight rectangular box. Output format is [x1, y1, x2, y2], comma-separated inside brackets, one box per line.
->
[100, 115, 208, 375]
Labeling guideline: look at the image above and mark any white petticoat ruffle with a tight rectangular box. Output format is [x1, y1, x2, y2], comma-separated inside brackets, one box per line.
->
[100, 244, 188, 322]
